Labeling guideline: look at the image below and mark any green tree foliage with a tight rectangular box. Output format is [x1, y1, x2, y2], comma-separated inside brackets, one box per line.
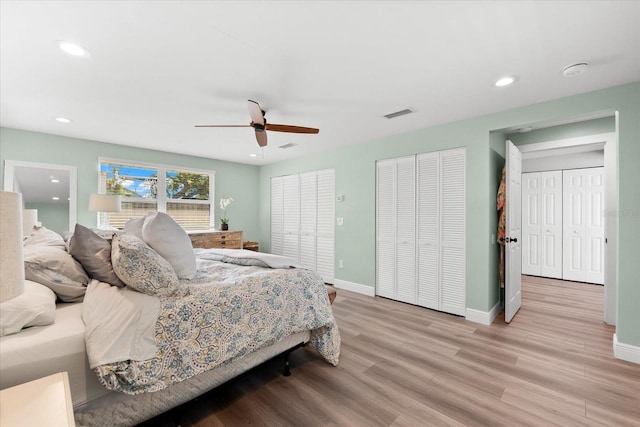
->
[167, 172, 209, 200]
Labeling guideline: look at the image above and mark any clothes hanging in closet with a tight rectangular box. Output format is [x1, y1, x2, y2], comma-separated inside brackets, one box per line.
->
[497, 166, 506, 288]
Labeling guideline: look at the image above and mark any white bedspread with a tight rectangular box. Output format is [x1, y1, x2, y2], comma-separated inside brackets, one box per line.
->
[83, 280, 160, 368]
[195, 248, 302, 269]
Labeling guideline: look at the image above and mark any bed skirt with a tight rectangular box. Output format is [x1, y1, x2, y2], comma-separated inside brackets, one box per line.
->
[74, 330, 311, 427]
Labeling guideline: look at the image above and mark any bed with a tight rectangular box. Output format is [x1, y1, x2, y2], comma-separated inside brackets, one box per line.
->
[0, 218, 340, 427]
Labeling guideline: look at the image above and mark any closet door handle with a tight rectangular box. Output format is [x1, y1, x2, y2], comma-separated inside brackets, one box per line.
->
[508, 237, 518, 243]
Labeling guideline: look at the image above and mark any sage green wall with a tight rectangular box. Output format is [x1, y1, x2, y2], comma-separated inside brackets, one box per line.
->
[26, 202, 68, 235]
[0, 128, 261, 242]
[259, 82, 640, 349]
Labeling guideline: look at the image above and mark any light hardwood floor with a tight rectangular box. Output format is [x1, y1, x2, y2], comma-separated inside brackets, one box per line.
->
[138, 276, 640, 426]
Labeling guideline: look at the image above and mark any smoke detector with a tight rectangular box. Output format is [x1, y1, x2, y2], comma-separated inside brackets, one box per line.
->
[563, 63, 589, 77]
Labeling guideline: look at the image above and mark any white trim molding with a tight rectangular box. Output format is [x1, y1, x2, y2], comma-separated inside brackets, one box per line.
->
[466, 302, 501, 326]
[333, 279, 375, 297]
[613, 334, 640, 364]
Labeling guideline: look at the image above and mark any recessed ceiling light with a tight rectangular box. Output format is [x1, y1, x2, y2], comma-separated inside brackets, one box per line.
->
[52, 197, 60, 201]
[518, 127, 533, 133]
[56, 41, 91, 58]
[55, 117, 72, 123]
[50, 178, 60, 183]
[249, 154, 258, 157]
[494, 76, 519, 87]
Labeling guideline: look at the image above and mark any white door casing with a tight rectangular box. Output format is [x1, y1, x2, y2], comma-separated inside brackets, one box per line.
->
[505, 140, 522, 323]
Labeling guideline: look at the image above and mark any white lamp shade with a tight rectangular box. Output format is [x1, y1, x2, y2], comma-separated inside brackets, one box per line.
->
[0, 191, 25, 303]
[23, 209, 38, 237]
[88, 194, 122, 212]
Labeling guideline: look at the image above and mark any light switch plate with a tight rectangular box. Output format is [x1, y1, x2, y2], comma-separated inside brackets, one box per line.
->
[336, 217, 344, 226]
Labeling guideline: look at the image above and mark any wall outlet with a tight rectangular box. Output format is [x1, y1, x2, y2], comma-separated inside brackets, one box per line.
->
[337, 217, 344, 226]
[339, 259, 344, 269]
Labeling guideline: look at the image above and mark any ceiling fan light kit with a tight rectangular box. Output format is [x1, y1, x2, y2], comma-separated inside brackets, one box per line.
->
[196, 100, 319, 148]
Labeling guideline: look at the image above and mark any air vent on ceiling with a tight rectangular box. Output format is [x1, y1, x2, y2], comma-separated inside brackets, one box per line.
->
[384, 108, 413, 119]
[278, 143, 297, 149]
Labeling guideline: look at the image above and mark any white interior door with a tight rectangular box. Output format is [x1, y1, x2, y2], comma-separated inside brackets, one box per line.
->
[522, 173, 541, 276]
[505, 140, 522, 323]
[563, 170, 585, 282]
[540, 171, 563, 278]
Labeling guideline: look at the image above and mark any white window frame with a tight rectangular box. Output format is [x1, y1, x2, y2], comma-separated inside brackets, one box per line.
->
[98, 157, 216, 229]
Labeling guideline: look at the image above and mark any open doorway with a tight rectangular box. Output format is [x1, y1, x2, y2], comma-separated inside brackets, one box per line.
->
[497, 114, 618, 325]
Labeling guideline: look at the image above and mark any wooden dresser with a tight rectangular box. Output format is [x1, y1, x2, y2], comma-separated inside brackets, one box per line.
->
[188, 230, 243, 249]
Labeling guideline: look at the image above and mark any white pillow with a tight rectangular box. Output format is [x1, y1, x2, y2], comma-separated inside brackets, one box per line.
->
[0, 280, 56, 336]
[123, 216, 145, 239]
[141, 212, 196, 279]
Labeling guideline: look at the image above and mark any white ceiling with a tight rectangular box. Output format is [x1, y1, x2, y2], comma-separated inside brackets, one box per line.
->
[1, 1, 639, 166]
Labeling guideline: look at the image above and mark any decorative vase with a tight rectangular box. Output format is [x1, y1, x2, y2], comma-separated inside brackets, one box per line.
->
[221, 223, 229, 231]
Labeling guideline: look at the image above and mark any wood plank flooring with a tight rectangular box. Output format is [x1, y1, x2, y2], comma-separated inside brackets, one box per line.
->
[138, 276, 640, 426]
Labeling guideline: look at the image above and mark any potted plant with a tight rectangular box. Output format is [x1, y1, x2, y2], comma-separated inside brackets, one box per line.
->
[219, 197, 233, 230]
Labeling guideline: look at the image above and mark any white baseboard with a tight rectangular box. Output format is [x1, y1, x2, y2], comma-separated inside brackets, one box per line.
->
[465, 302, 501, 326]
[613, 334, 640, 364]
[333, 279, 375, 297]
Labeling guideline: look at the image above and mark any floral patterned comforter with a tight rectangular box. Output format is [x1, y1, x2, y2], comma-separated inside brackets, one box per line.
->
[90, 253, 341, 395]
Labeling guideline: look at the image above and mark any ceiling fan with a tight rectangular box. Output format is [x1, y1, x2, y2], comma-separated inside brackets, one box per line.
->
[195, 100, 319, 147]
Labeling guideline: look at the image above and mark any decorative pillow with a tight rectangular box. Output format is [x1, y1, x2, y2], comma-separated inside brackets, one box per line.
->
[141, 212, 196, 280]
[23, 245, 89, 302]
[111, 234, 183, 297]
[23, 226, 65, 249]
[123, 216, 145, 239]
[68, 224, 125, 287]
[0, 280, 56, 336]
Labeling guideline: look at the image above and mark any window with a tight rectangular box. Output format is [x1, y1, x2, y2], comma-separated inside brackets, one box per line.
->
[98, 158, 215, 230]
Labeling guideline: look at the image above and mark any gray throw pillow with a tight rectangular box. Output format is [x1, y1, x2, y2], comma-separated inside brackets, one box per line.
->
[68, 224, 125, 287]
[23, 245, 89, 302]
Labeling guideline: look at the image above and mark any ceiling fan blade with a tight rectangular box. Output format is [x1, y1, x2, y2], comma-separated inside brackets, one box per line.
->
[195, 124, 251, 128]
[255, 130, 267, 147]
[248, 100, 265, 126]
[266, 123, 319, 134]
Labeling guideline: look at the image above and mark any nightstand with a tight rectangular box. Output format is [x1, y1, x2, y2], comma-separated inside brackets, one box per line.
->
[0, 372, 75, 427]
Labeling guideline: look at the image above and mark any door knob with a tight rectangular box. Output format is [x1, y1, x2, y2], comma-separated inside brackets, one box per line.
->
[508, 237, 518, 243]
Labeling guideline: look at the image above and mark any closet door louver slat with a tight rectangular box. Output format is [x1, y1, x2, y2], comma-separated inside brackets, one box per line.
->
[439, 148, 466, 316]
[376, 160, 395, 299]
[417, 152, 439, 310]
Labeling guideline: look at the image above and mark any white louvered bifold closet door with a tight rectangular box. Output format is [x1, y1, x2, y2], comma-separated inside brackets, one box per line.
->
[299, 172, 317, 271]
[416, 152, 439, 310]
[270, 170, 335, 281]
[439, 148, 466, 316]
[376, 159, 395, 299]
[270, 176, 284, 255]
[282, 174, 300, 260]
[376, 148, 466, 316]
[316, 169, 335, 283]
[395, 157, 416, 304]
